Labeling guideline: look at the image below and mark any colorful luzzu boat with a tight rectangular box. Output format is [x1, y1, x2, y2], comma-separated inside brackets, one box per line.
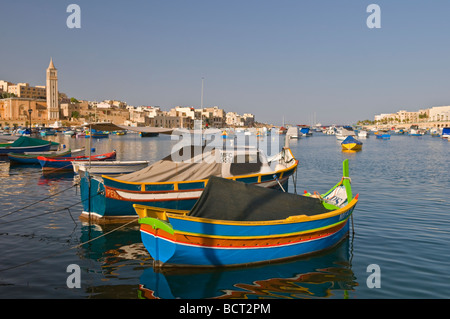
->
[341, 136, 363, 151]
[134, 159, 358, 268]
[79, 145, 298, 223]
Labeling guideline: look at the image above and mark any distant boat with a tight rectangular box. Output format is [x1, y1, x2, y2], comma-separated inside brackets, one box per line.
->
[408, 125, 424, 136]
[139, 131, 159, 137]
[341, 136, 363, 151]
[336, 126, 356, 140]
[135, 159, 358, 268]
[85, 129, 109, 138]
[0, 136, 53, 156]
[7, 148, 84, 164]
[37, 151, 116, 172]
[73, 160, 150, 176]
[376, 133, 391, 140]
[300, 126, 312, 137]
[441, 127, 450, 139]
[40, 128, 56, 136]
[357, 130, 369, 138]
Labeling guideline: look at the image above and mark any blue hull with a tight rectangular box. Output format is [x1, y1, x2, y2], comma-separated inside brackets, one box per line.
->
[0, 144, 51, 155]
[140, 221, 350, 267]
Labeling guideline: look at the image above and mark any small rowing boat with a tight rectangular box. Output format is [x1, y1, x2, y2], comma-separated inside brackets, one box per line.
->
[73, 160, 150, 175]
[7, 148, 84, 164]
[37, 151, 116, 172]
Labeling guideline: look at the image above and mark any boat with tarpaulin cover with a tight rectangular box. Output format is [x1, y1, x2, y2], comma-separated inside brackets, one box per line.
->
[79, 143, 298, 223]
[134, 159, 358, 268]
[341, 136, 363, 151]
[0, 136, 57, 155]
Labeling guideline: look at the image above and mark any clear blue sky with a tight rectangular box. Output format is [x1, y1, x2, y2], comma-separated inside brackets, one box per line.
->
[2, 0, 450, 125]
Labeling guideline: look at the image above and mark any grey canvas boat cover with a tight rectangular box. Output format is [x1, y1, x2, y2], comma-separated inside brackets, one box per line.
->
[187, 176, 332, 221]
[114, 145, 266, 183]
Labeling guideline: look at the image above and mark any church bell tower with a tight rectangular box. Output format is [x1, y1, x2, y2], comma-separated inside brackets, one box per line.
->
[46, 58, 59, 120]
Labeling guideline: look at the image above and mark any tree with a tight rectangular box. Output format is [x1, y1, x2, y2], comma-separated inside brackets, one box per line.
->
[71, 111, 80, 119]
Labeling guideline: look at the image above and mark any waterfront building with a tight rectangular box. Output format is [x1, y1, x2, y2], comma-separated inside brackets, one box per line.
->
[0, 97, 47, 125]
[428, 106, 450, 124]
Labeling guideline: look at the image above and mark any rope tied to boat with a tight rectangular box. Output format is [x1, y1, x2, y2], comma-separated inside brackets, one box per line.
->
[341, 176, 352, 183]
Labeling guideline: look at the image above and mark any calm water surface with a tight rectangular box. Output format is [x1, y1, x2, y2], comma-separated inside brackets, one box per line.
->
[0, 132, 449, 299]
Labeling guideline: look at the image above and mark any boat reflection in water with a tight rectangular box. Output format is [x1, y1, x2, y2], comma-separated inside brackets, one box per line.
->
[138, 239, 356, 299]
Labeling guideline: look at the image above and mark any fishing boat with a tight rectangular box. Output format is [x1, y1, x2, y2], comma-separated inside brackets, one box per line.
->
[441, 127, 450, 139]
[85, 129, 109, 139]
[7, 148, 84, 164]
[73, 160, 150, 176]
[79, 144, 298, 223]
[0, 136, 54, 156]
[376, 133, 391, 140]
[335, 126, 356, 140]
[357, 130, 369, 138]
[134, 159, 358, 268]
[341, 136, 363, 151]
[40, 128, 56, 136]
[408, 125, 424, 136]
[140, 131, 159, 137]
[299, 126, 312, 137]
[37, 151, 116, 172]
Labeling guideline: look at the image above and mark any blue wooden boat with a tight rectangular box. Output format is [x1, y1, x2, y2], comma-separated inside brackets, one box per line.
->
[79, 146, 298, 222]
[7, 148, 84, 164]
[0, 136, 53, 156]
[442, 127, 450, 139]
[40, 128, 56, 136]
[85, 129, 109, 138]
[376, 133, 390, 140]
[38, 151, 116, 172]
[140, 131, 159, 137]
[134, 159, 357, 268]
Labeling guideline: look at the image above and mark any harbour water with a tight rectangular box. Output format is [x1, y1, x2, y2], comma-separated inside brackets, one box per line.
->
[0, 132, 449, 299]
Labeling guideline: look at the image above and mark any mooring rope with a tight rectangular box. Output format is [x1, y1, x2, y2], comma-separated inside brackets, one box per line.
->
[0, 218, 138, 273]
[0, 184, 78, 219]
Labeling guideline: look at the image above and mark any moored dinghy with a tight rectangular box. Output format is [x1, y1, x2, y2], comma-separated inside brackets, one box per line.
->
[8, 148, 85, 164]
[0, 136, 55, 155]
[73, 160, 150, 175]
[135, 159, 358, 268]
[341, 136, 363, 151]
[38, 151, 116, 172]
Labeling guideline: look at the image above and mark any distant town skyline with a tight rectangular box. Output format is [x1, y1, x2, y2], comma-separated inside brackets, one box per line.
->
[3, 1, 450, 125]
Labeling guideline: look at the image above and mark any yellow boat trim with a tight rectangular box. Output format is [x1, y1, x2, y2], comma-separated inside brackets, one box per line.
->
[160, 196, 358, 226]
[172, 217, 351, 240]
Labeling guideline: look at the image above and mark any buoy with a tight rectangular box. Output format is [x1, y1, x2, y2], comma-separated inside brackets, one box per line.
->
[91, 147, 96, 152]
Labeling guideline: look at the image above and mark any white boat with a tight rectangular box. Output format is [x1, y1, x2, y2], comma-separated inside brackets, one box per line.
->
[357, 130, 369, 138]
[72, 160, 150, 175]
[336, 126, 356, 140]
[325, 126, 336, 135]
